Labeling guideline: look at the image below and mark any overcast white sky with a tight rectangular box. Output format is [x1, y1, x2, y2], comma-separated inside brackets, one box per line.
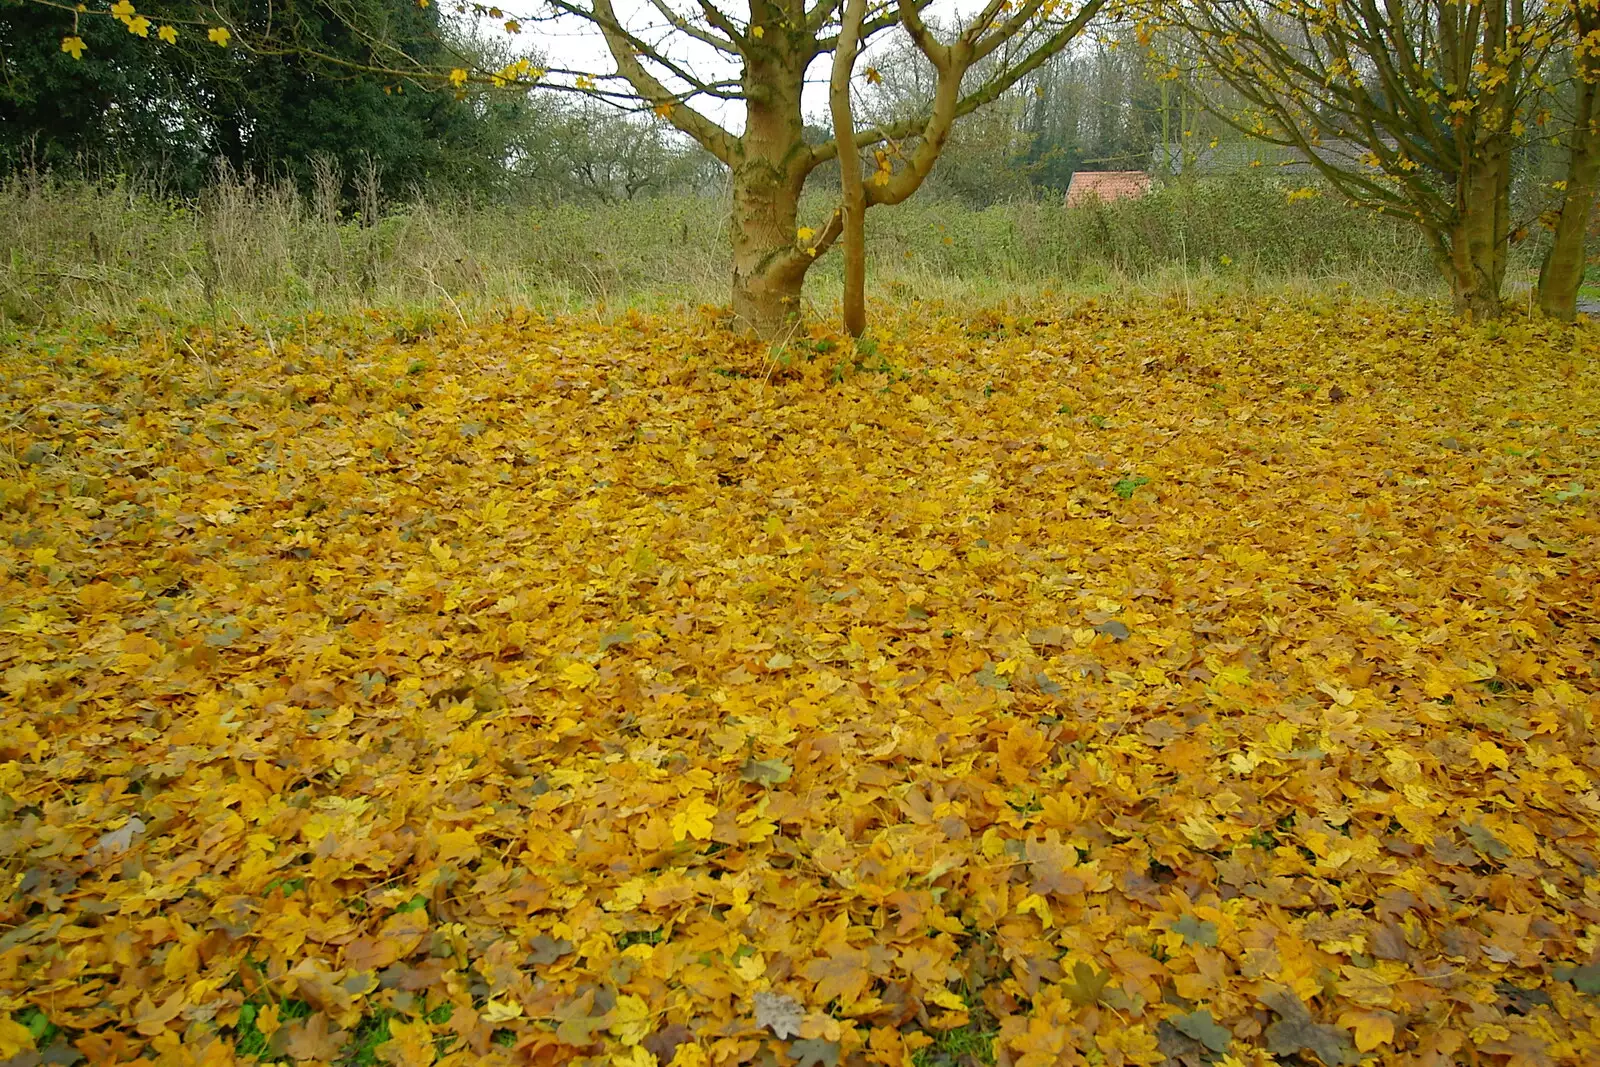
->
[501, 0, 986, 129]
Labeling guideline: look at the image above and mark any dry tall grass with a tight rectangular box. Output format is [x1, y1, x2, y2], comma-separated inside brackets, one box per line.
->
[0, 164, 1472, 330]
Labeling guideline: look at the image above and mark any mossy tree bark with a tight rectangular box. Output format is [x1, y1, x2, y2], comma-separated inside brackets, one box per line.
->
[1442, 137, 1512, 320]
[1538, 17, 1600, 322]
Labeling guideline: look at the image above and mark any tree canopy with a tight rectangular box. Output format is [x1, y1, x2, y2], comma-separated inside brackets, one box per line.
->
[1, 0, 520, 197]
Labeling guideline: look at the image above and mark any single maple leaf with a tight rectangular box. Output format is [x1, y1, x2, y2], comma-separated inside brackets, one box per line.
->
[997, 721, 1050, 784]
[481, 999, 522, 1024]
[132, 992, 186, 1037]
[1093, 619, 1130, 640]
[1172, 915, 1219, 948]
[92, 816, 145, 857]
[344, 935, 404, 972]
[670, 797, 717, 841]
[375, 1017, 436, 1066]
[607, 994, 653, 1045]
[803, 945, 872, 1004]
[1370, 922, 1410, 962]
[740, 757, 791, 785]
[554, 990, 606, 1046]
[527, 935, 574, 965]
[643, 1023, 695, 1062]
[1026, 832, 1085, 898]
[1469, 739, 1510, 770]
[1171, 1009, 1231, 1053]
[1061, 960, 1111, 1007]
[1261, 987, 1357, 1066]
[789, 1037, 841, 1067]
[754, 991, 803, 1039]
[1460, 820, 1511, 860]
[1336, 1010, 1396, 1052]
[280, 1013, 348, 1061]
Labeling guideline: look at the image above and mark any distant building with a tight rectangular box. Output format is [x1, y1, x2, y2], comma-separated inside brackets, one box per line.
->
[1065, 171, 1152, 207]
[1066, 141, 1395, 208]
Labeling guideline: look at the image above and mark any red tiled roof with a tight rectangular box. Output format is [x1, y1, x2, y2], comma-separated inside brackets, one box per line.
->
[1065, 171, 1151, 207]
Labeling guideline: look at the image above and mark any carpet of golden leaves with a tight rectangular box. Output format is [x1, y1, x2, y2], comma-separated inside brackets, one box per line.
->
[2, 301, 1599, 1067]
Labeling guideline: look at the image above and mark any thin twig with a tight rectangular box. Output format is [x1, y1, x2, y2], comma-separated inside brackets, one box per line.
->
[422, 266, 468, 329]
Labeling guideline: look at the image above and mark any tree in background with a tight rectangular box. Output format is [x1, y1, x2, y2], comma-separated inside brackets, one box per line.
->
[1163, 0, 1563, 318]
[2, 0, 518, 199]
[828, 0, 868, 336]
[1537, 0, 1600, 319]
[16, 0, 1593, 323]
[205, 0, 507, 199]
[1022, 32, 1166, 189]
[849, 25, 1036, 205]
[0, 0, 209, 181]
[508, 99, 720, 204]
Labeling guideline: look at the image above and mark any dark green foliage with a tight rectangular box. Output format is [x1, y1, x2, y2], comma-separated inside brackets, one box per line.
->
[0, 0, 518, 201]
[0, 0, 204, 181]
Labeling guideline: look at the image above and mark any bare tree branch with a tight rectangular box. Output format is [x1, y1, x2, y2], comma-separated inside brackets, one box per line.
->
[565, 0, 740, 162]
[644, 0, 739, 53]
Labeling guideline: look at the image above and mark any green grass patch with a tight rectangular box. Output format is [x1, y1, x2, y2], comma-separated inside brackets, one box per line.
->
[618, 928, 666, 949]
[912, 1016, 998, 1067]
[343, 1009, 397, 1067]
[232, 997, 313, 1061]
[16, 1006, 61, 1049]
[1113, 475, 1150, 499]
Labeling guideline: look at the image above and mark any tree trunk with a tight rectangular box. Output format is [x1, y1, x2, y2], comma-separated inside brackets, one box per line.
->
[1444, 137, 1511, 319]
[730, 170, 808, 338]
[728, 27, 812, 340]
[1444, 234, 1507, 319]
[830, 0, 869, 338]
[1538, 75, 1600, 321]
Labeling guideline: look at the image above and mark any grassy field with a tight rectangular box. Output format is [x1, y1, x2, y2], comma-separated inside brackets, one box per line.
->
[1, 298, 1597, 1065]
[0, 171, 1469, 331]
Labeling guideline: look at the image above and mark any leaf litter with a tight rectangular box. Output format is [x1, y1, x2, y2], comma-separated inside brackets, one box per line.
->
[0, 301, 1598, 1065]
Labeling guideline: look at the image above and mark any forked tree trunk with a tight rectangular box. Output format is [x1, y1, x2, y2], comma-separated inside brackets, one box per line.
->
[1443, 138, 1512, 319]
[1443, 231, 1507, 319]
[728, 39, 813, 339]
[1538, 74, 1600, 321]
[584, 0, 1102, 340]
